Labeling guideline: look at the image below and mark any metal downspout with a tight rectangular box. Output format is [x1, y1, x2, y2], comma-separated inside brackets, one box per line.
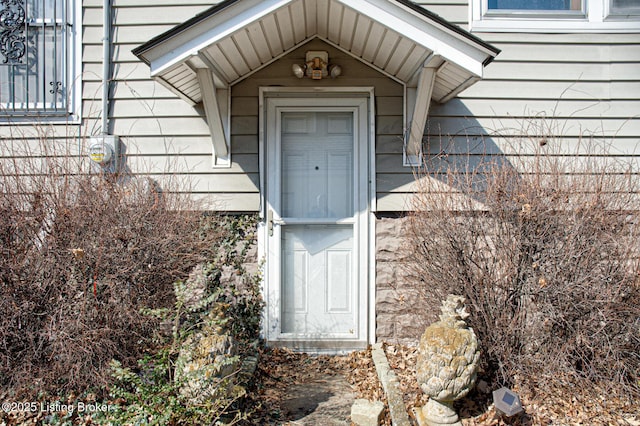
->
[102, 0, 111, 134]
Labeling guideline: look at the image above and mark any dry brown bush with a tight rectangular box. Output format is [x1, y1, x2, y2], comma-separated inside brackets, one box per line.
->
[406, 129, 640, 396]
[0, 135, 223, 396]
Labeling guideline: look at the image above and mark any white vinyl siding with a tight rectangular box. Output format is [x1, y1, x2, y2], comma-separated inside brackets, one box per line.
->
[82, 0, 254, 210]
[96, 0, 639, 212]
[380, 3, 640, 212]
[5, 0, 638, 214]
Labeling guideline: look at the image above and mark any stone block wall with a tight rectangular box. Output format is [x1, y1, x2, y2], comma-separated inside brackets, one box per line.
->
[375, 214, 432, 344]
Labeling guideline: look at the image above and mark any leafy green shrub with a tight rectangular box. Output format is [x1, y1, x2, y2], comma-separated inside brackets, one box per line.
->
[95, 216, 262, 425]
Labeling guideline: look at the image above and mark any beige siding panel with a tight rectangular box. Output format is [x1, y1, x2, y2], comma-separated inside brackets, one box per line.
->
[377, 154, 406, 173]
[376, 96, 403, 116]
[479, 33, 640, 44]
[460, 81, 640, 100]
[490, 43, 640, 63]
[112, 118, 211, 136]
[125, 135, 258, 156]
[376, 116, 404, 136]
[126, 136, 215, 155]
[376, 135, 404, 154]
[376, 193, 413, 211]
[377, 173, 417, 193]
[232, 77, 402, 97]
[231, 135, 259, 154]
[414, 4, 468, 24]
[111, 0, 217, 6]
[126, 154, 259, 174]
[0, 124, 81, 139]
[428, 117, 640, 138]
[110, 99, 200, 118]
[83, 43, 145, 63]
[483, 62, 639, 82]
[84, 81, 179, 100]
[83, 6, 209, 26]
[83, 0, 217, 5]
[430, 99, 640, 119]
[388, 5, 640, 212]
[231, 97, 259, 116]
[83, 63, 156, 81]
[121, 172, 258, 194]
[423, 135, 640, 156]
[195, 193, 260, 212]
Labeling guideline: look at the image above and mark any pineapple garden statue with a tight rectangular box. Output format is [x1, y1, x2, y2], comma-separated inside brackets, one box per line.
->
[414, 295, 480, 426]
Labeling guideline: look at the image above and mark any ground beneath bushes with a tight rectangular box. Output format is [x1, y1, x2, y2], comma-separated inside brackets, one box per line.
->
[247, 345, 640, 426]
[1, 345, 638, 425]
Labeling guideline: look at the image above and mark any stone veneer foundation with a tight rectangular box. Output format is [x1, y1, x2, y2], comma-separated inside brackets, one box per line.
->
[375, 214, 432, 344]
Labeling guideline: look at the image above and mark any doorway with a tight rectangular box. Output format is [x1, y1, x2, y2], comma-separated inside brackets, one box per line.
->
[262, 92, 371, 350]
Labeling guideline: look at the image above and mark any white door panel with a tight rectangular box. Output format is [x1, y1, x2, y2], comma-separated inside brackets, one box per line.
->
[264, 95, 370, 347]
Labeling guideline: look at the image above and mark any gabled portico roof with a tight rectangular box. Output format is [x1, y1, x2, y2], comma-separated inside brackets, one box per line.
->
[133, 0, 499, 164]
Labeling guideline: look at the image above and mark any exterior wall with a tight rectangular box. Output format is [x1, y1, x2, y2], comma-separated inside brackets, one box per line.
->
[232, 37, 404, 212]
[375, 214, 430, 343]
[1, 1, 638, 211]
[376, 2, 640, 211]
[82, 0, 247, 209]
[376, 1, 640, 341]
[2, 0, 638, 342]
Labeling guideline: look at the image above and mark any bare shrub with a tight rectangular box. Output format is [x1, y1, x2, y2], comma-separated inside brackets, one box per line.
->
[0, 134, 223, 396]
[406, 126, 640, 396]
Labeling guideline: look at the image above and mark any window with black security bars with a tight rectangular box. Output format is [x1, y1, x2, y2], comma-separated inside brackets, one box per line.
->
[0, 0, 70, 116]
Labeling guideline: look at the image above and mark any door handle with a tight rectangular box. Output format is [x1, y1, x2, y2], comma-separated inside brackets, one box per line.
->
[268, 210, 274, 236]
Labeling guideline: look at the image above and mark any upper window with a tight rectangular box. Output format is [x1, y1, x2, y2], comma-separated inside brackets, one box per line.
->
[488, 0, 582, 11]
[0, 0, 78, 118]
[471, 0, 640, 32]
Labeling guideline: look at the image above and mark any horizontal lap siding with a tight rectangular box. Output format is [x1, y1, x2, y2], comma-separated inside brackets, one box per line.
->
[6, 1, 637, 213]
[82, 0, 261, 211]
[375, 2, 640, 211]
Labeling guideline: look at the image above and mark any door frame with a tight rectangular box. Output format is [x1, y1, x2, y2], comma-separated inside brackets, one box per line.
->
[258, 87, 376, 351]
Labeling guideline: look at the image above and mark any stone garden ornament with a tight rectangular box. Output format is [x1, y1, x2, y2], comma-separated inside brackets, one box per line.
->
[414, 295, 480, 426]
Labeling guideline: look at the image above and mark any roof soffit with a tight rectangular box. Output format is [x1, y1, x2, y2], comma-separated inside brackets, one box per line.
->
[133, 0, 499, 104]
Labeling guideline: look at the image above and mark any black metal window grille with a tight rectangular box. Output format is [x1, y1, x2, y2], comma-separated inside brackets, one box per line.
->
[0, 0, 71, 116]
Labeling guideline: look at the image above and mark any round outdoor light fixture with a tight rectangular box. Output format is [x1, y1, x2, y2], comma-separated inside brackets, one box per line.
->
[292, 51, 341, 80]
[292, 63, 305, 79]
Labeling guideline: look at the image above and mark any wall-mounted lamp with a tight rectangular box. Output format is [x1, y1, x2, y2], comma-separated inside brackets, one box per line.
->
[292, 51, 342, 80]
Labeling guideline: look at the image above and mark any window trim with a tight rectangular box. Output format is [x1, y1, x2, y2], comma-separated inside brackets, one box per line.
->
[0, 0, 81, 123]
[470, 0, 640, 33]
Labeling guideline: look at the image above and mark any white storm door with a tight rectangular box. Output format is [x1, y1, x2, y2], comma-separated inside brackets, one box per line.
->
[266, 97, 368, 344]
